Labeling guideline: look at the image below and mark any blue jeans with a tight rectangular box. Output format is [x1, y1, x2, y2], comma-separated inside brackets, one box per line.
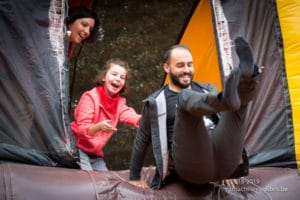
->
[78, 150, 108, 171]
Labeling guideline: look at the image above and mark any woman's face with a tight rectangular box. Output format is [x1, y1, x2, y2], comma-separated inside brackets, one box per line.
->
[103, 64, 127, 97]
[68, 17, 95, 44]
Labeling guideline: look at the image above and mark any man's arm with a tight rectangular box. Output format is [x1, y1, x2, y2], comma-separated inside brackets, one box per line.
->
[129, 102, 152, 187]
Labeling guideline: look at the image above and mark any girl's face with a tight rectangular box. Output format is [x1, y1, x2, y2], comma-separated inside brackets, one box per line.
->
[103, 64, 127, 97]
[68, 17, 95, 44]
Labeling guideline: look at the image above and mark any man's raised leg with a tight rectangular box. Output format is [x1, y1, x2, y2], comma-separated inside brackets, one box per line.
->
[172, 37, 259, 183]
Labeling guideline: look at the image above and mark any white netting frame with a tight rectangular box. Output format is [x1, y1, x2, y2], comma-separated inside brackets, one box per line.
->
[49, 0, 66, 69]
[48, 0, 74, 154]
[212, 0, 233, 77]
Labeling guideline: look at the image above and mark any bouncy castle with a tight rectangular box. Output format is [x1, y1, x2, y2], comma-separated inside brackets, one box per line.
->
[0, 0, 299, 199]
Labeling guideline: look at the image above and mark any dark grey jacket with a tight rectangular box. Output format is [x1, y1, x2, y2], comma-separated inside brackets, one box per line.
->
[129, 82, 248, 189]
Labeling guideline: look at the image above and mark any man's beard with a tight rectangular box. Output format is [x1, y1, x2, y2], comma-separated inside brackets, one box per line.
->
[169, 72, 193, 89]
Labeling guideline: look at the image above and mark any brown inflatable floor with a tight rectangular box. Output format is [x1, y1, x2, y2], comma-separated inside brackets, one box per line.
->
[0, 163, 299, 199]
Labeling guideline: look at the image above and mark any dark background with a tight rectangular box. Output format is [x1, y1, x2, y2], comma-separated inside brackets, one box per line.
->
[68, 0, 196, 170]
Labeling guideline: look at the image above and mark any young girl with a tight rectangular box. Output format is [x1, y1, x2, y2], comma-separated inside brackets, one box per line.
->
[71, 58, 141, 171]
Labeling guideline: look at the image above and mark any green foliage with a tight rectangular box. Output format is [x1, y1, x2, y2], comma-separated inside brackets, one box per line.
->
[69, 0, 195, 170]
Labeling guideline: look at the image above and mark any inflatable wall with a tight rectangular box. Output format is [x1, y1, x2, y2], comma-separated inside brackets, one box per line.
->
[0, 0, 79, 167]
[0, 0, 300, 199]
[165, 0, 300, 169]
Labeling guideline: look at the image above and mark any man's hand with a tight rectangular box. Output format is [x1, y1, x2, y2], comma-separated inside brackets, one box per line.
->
[128, 180, 149, 189]
[221, 179, 239, 188]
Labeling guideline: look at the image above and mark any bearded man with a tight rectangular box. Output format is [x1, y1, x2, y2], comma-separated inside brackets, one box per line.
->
[129, 37, 260, 189]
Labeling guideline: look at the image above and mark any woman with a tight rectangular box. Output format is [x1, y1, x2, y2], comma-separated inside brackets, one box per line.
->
[66, 6, 100, 58]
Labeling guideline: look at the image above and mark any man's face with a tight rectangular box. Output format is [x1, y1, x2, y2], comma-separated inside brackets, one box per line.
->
[165, 48, 194, 90]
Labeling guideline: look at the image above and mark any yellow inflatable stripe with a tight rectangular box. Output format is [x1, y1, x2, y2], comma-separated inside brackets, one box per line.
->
[185, 0, 221, 90]
[276, 0, 300, 168]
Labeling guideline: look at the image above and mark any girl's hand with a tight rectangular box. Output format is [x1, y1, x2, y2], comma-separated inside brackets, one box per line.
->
[88, 120, 117, 135]
[100, 120, 117, 133]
